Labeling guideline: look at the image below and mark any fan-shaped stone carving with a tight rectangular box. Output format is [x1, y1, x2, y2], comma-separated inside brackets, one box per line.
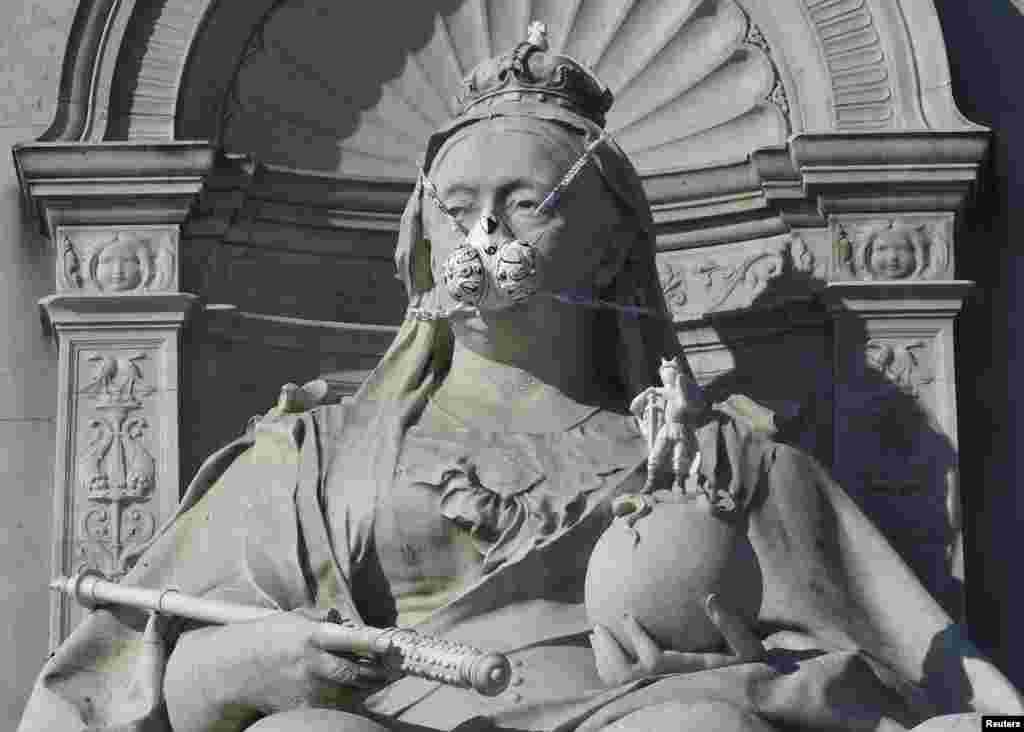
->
[223, 0, 790, 178]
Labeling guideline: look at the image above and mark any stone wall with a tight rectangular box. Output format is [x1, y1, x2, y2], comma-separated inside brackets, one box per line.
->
[0, 2, 76, 728]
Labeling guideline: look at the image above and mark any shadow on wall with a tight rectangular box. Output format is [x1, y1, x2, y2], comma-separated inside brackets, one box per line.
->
[697, 267, 961, 617]
[932, 0, 1024, 690]
[218, 0, 464, 172]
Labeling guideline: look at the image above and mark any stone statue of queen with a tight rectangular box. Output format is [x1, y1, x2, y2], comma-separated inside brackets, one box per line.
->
[18, 22, 1022, 732]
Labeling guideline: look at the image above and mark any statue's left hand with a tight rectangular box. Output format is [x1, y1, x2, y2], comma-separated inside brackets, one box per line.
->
[590, 594, 762, 686]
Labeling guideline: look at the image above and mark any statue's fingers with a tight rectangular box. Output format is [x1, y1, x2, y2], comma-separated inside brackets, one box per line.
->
[591, 624, 635, 686]
[622, 615, 661, 673]
[308, 651, 389, 689]
[705, 594, 762, 662]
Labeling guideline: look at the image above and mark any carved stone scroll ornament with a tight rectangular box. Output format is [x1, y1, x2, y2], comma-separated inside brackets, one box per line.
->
[56, 229, 177, 293]
[835, 220, 950, 281]
[75, 352, 158, 580]
[657, 235, 815, 320]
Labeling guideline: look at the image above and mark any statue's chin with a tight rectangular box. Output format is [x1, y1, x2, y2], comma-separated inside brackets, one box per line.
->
[585, 495, 763, 654]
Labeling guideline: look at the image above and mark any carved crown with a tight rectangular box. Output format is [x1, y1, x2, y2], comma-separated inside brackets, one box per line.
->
[458, 21, 614, 128]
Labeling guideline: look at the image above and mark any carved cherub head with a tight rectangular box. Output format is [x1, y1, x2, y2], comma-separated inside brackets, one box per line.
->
[860, 223, 926, 281]
[90, 235, 151, 292]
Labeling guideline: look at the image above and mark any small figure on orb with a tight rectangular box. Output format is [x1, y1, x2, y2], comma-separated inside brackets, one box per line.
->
[630, 356, 702, 495]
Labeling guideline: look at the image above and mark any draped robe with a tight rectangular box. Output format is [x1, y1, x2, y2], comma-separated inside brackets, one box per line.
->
[16, 388, 1001, 732]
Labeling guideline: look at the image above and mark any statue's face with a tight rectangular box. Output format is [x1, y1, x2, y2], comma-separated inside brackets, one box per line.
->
[96, 241, 143, 291]
[869, 231, 916, 280]
[425, 120, 626, 306]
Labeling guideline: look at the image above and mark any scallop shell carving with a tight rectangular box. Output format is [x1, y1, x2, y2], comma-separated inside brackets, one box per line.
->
[223, 0, 790, 178]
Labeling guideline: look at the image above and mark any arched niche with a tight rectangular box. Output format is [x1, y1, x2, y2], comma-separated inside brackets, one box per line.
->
[18, 0, 991, 630]
[52, 0, 980, 147]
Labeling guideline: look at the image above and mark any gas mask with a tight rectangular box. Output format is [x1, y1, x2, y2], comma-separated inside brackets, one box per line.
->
[440, 213, 543, 311]
[413, 129, 635, 320]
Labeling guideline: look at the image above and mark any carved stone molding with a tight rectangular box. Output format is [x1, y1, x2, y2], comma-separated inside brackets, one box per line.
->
[790, 132, 989, 215]
[13, 141, 215, 236]
[56, 225, 179, 294]
[831, 216, 953, 282]
[657, 234, 822, 320]
[801, 0, 893, 129]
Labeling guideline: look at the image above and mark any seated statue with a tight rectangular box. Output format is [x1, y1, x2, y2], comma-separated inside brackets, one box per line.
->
[18, 23, 1023, 732]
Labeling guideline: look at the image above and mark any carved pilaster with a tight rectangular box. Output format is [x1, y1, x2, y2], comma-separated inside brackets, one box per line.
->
[15, 141, 213, 648]
[824, 280, 971, 618]
[42, 293, 196, 645]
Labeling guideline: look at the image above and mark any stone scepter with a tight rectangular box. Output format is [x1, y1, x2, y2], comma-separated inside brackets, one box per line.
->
[50, 571, 512, 696]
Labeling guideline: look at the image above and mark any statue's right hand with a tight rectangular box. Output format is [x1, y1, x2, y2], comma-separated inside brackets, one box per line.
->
[164, 610, 390, 732]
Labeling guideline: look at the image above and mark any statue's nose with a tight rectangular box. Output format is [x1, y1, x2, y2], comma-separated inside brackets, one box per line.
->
[482, 214, 499, 235]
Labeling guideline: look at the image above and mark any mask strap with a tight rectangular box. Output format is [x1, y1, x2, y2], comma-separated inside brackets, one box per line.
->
[535, 129, 612, 215]
[418, 170, 470, 238]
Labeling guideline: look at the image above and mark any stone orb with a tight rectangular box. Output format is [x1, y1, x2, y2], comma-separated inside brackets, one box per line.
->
[585, 495, 763, 654]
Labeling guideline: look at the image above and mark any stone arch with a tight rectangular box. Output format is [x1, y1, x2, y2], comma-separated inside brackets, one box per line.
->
[44, 0, 979, 151]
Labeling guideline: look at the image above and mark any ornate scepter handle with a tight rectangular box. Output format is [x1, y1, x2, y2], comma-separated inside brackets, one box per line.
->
[315, 623, 510, 696]
[50, 571, 511, 696]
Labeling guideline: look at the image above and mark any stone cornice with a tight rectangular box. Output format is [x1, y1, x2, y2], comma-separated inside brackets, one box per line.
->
[790, 131, 990, 215]
[14, 130, 984, 259]
[821, 280, 974, 317]
[39, 293, 199, 333]
[171, 130, 990, 256]
[14, 141, 217, 236]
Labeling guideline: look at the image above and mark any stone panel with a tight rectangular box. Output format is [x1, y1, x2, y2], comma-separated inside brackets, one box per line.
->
[830, 215, 954, 282]
[657, 233, 827, 321]
[47, 318, 186, 643]
[55, 225, 179, 293]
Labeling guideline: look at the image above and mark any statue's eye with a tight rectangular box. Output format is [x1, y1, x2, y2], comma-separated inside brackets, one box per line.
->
[510, 199, 539, 212]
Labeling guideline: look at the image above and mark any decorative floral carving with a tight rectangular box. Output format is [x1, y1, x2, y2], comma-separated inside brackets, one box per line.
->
[76, 352, 158, 580]
[743, 12, 791, 127]
[745, 20, 770, 54]
[769, 80, 790, 118]
[835, 219, 950, 281]
[656, 261, 687, 309]
[58, 234, 83, 290]
[658, 235, 815, 320]
[55, 229, 177, 293]
[864, 340, 934, 397]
